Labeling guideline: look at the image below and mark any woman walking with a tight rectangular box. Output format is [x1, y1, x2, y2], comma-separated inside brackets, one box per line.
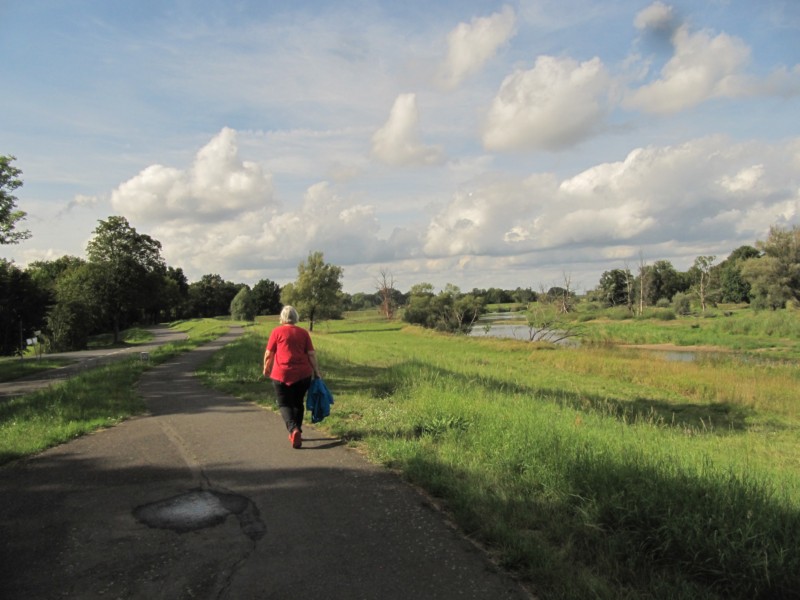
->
[263, 305, 321, 448]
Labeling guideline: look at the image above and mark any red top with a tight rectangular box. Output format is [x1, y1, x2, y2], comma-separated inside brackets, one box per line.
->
[266, 324, 315, 385]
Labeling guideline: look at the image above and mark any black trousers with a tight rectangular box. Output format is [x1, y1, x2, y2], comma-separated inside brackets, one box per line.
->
[271, 377, 312, 433]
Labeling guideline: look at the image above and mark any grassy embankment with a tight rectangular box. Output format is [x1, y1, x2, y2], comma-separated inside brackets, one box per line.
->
[0, 319, 232, 465]
[198, 308, 800, 600]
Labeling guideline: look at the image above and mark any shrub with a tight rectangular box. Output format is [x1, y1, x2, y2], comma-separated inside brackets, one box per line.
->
[672, 292, 692, 316]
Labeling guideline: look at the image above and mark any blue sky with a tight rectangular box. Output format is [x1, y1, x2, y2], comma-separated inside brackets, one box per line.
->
[2, 0, 799, 293]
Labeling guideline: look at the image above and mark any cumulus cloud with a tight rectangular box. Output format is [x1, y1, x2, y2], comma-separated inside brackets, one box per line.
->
[61, 193, 100, 215]
[424, 136, 800, 261]
[438, 5, 517, 90]
[626, 24, 751, 113]
[482, 56, 612, 152]
[634, 1, 676, 32]
[371, 94, 445, 166]
[111, 127, 274, 223]
[256, 181, 387, 263]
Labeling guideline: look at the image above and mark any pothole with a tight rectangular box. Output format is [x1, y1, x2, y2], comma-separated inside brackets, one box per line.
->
[134, 489, 265, 540]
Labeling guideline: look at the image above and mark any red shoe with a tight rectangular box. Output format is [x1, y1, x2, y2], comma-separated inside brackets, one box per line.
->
[290, 428, 302, 449]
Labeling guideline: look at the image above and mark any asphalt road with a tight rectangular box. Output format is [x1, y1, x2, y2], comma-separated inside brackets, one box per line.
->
[0, 327, 533, 600]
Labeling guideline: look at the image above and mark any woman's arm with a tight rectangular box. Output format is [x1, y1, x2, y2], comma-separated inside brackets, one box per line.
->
[308, 350, 322, 378]
[263, 349, 274, 377]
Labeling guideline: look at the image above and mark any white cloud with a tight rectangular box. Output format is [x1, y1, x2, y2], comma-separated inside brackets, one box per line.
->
[423, 136, 800, 262]
[718, 164, 764, 193]
[438, 5, 517, 90]
[111, 127, 274, 223]
[634, 1, 676, 32]
[371, 94, 445, 166]
[482, 56, 612, 152]
[626, 24, 751, 113]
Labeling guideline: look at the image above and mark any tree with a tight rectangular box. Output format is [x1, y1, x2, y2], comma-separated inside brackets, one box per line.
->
[714, 245, 759, 303]
[48, 262, 105, 350]
[375, 268, 398, 320]
[0, 259, 48, 355]
[281, 251, 343, 331]
[741, 225, 800, 309]
[510, 287, 537, 304]
[86, 216, 166, 342]
[0, 155, 31, 245]
[690, 255, 716, 312]
[541, 274, 577, 314]
[230, 286, 256, 321]
[251, 278, 282, 315]
[640, 260, 687, 305]
[402, 283, 485, 334]
[158, 266, 190, 320]
[598, 268, 633, 308]
[187, 274, 241, 318]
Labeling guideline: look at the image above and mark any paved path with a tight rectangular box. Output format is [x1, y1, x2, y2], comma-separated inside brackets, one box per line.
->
[0, 327, 533, 599]
[0, 326, 188, 400]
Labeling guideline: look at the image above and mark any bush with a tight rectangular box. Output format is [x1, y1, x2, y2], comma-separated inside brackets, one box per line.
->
[672, 292, 692, 316]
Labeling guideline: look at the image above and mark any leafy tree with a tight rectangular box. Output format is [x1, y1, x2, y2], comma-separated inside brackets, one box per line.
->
[251, 278, 282, 315]
[402, 283, 485, 333]
[158, 266, 190, 320]
[86, 216, 166, 341]
[476, 287, 513, 304]
[0, 259, 48, 355]
[281, 251, 343, 331]
[408, 282, 435, 297]
[187, 274, 241, 318]
[598, 268, 633, 308]
[646, 260, 687, 305]
[26, 256, 85, 296]
[510, 287, 537, 304]
[672, 292, 692, 316]
[48, 262, 105, 350]
[345, 292, 380, 311]
[230, 286, 256, 321]
[741, 225, 800, 309]
[0, 155, 31, 245]
[714, 245, 759, 303]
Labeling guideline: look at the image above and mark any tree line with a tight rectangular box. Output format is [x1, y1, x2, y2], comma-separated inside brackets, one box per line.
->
[2, 155, 799, 355]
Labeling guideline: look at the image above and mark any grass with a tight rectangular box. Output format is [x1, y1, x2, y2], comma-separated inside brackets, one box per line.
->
[4, 309, 799, 598]
[0, 319, 232, 465]
[198, 313, 800, 600]
[87, 326, 155, 348]
[0, 357, 74, 383]
[578, 307, 800, 358]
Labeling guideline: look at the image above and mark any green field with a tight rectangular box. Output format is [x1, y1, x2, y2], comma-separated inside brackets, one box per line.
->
[2, 310, 799, 599]
[200, 310, 800, 600]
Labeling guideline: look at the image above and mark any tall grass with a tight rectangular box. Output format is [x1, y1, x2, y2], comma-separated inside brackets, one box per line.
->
[581, 308, 800, 357]
[201, 316, 800, 599]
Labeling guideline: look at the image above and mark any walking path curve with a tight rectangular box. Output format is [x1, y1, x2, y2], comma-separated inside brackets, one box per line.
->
[0, 326, 533, 599]
[0, 326, 188, 400]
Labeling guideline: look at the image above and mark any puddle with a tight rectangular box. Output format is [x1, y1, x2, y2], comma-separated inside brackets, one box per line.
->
[134, 489, 265, 540]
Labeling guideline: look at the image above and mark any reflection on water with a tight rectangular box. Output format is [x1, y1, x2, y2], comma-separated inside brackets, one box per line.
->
[472, 319, 715, 362]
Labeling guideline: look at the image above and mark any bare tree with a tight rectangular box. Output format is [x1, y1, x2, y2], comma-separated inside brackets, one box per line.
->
[693, 255, 716, 313]
[525, 303, 583, 343]
[637, 252, 648, 316]
[623, 260, 635, 312]
[375, 268, 397, 320]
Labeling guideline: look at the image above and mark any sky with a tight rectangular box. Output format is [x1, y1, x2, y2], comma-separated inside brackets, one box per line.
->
[2, 0, 799, 294]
